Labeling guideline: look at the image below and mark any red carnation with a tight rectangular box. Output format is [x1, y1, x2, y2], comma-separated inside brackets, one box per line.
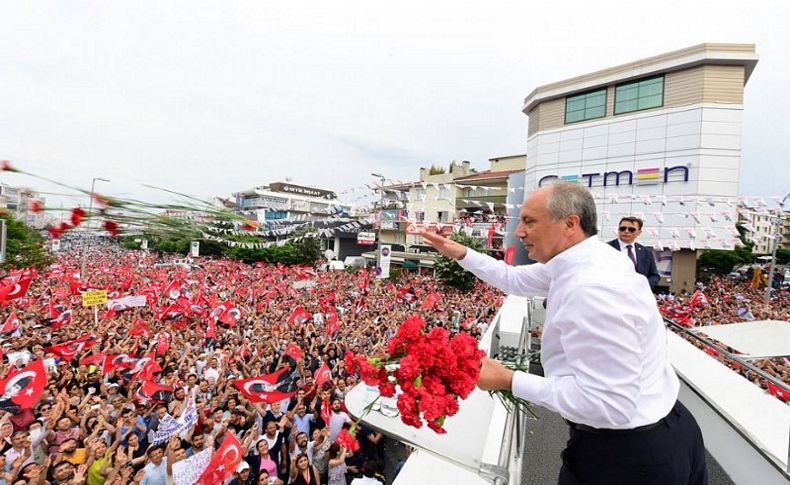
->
[48, 226, 62, 239]
[387, 315, 425, 356]
[344, 351, 358, 374]
[104, 220, 119, 236]
[59, 222, 71, 232]
[336, 428, 360, 452]
[70, 207, 86, 227]
[30, 200, 44, 213]
[0, 160, 18, 172]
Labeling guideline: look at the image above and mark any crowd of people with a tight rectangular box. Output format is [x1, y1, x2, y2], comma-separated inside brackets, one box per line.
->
[658, 275, 790, 402]
[0, 238, 503, 485]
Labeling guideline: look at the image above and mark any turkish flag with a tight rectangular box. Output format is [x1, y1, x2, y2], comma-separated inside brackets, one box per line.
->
[49, 300, 69, 319]
[102, 354, 138, 375]
[286, 306, 311, 325]
[0, 278, 32, 302]
[326, 311, 339, 338]
[0, 312, 21, 334]
[50, 309, 72, 329]
[196, 432, 243, 485]
[504, 245, 516, 265]
[218, 302, 242, 326]
[421, 292, 441, 310]
[0, 360, 47, 413]
[320, 398, 332, 426]
[79, 353, 106, 367]
[161, 278, 183, 300]
[314, 362, 332, 388]
[396, 287, 416, 303]
[688, 290, 710, 309]
[284, 342, 303, 362]
[131, 354, 161, 381]
[233, 367, 298, 404]
[129, 318, 151, 337]
[136, 379, 173, 403]
[155, 304, 182, 322]
[44, 335, 96, 361]
[462, 317, 477, 330]
[767, 382, 789, 402]
[354, 297, 365, 315]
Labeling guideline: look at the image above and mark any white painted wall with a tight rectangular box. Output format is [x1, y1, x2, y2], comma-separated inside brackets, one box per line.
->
[526, 103, 743, 250]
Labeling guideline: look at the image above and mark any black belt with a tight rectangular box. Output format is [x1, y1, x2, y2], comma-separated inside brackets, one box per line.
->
[565, 417, 667, 435]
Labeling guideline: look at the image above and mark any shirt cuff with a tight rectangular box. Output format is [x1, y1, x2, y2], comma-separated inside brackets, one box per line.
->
[457, 248, 486, 271]
[511, 370, 544, 403]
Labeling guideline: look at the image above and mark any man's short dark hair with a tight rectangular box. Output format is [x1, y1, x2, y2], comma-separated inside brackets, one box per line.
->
[618, 216, 643, 230]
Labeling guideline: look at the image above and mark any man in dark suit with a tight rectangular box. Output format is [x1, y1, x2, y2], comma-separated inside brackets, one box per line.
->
[608, 216, 660, 289]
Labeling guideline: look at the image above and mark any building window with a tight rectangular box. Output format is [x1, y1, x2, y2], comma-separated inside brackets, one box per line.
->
[415, 211, 425, 222]
[614, 75, 664, 114]
[437, 211, 449, 222]
[565, 88, 606, 124]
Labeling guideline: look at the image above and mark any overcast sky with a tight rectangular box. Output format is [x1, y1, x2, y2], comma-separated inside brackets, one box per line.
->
[1, 0, 788, 211]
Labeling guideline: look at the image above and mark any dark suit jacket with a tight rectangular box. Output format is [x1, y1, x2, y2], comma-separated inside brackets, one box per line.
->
[607, 239, 660, 289]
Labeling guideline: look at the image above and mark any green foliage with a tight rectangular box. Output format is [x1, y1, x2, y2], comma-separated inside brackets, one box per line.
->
[292, 236, 321, 266]
[776, 248, 790, 265]
[2, 215, 53, 269]
[428, 165, 446, 175]
[121, 237, 140, 250]
[388, 266, 402, 282]
[434, 231, 487, 291]
[131, 223, 321, 266]
[698, 250, 743, 276]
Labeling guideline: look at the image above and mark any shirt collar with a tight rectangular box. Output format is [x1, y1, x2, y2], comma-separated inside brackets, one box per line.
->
[543, 236, 599, 279]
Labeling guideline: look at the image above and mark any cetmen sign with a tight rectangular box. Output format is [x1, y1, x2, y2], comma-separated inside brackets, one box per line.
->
[538, 165, 689, 187]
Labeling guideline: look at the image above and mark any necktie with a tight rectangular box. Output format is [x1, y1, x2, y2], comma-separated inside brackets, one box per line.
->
[626, 245, 637, 267]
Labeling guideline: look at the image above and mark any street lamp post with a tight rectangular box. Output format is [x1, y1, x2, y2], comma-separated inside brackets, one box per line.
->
[763, 192, 790, 304]
[80, 177, 110, 279]
[371, 173, 385, 272]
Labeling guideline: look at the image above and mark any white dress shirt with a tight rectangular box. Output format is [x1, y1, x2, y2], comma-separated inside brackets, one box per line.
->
[460, 236, 678, 429]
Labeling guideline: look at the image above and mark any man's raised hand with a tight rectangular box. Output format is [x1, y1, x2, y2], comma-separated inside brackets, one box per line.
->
[418, 230, 468, 260]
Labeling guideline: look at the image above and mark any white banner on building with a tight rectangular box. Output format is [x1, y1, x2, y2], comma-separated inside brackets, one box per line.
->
[377, 245, 391, 279]
[51, 239, 61, 252]
[190, 241, 199, 258]
[357, 232, 376, 245]
[655, 250, 673, 277]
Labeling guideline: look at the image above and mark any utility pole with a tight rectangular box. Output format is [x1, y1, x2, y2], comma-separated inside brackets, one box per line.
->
[764, 193, 790, 304]
[371, 173, 386, 273]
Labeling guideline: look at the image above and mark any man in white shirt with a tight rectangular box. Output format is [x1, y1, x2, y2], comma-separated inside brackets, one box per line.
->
[420, 182, 706, 485]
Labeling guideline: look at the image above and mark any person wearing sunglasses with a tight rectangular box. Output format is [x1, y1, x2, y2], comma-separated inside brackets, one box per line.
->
[607, 217, 660, 289]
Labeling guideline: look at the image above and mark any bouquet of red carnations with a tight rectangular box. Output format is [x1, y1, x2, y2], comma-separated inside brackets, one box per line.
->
[345, 315, 485, 434]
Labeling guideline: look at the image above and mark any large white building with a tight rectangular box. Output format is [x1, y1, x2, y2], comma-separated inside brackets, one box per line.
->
[234, 182, 350, 223]
[523, 43, 758, 292]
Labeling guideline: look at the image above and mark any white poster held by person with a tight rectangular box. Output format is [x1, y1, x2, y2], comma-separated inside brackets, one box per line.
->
[172, 447, 212, 485]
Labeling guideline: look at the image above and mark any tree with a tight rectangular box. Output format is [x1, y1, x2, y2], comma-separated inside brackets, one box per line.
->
[776, 248, 790, 265]
[698, 250, 743, 276]
[292, 235, 321, 266]
[434, 231, 487, 291]
[2, 215, 53, 270]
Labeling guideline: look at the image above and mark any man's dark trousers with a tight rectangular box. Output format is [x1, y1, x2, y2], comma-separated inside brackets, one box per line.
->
[557, 401, 707, 484]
